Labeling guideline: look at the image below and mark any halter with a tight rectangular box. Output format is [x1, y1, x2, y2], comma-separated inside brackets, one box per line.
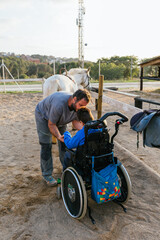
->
[83, 73, 91, 89]
[59, 68, 76, 85]
[66, 75, 76, 84]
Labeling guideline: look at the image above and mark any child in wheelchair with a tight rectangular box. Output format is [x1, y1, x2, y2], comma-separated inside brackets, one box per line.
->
[63, 107, 100, 171]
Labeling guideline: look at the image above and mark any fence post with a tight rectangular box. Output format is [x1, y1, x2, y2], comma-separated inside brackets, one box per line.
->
[42, 78, 45, 94]
[97, 75, 104, 119]
[140, 67, 143, 91]
[95, 99, 98, 111]
[134, 97, 142, 109]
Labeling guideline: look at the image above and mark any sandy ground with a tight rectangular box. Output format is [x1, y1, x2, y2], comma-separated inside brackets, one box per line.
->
[0, 92, 160, 240]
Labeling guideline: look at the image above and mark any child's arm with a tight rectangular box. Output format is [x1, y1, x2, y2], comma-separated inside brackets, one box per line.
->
[64, 129, 84, 149]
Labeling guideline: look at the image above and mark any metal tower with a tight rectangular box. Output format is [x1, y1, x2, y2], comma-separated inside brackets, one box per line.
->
[77, 0, 85, 67]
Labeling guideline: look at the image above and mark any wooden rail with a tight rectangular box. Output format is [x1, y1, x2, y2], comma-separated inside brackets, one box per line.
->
[91, 86, 160, 112]
[90, 91, 142, 115]
[0, 78, 44, 83]
[104, 88, 139, 98]
[0, 78, 44, 93]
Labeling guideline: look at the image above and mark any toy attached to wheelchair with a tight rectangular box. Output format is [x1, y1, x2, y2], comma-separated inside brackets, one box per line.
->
[57, 112, 132, 223]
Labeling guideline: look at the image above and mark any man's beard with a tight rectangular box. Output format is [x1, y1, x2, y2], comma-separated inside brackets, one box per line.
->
[69, 103, 76, 112]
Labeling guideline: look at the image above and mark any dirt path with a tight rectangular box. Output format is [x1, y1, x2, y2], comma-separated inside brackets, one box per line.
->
[0, 93, 160, 240]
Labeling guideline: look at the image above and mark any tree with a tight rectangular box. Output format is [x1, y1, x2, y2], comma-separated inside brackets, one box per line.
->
[37, 64, 52, 78]
[26, 63, 37, 77]
[0, 54, 140, 80]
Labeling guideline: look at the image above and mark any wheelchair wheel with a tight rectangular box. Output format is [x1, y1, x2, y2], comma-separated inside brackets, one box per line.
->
[116, 164, 132, 204]
[61, 167, 87, 219]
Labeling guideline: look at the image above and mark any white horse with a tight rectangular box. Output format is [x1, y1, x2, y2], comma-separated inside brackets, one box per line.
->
[43, 68, 91, 98]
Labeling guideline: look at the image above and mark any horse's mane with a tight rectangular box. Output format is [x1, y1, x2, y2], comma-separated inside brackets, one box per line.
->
[68, 68, 87, 75]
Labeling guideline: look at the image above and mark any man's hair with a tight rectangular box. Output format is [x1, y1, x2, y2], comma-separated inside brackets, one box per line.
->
[73, 89, 91, 103]
[77, 107, 94, 124]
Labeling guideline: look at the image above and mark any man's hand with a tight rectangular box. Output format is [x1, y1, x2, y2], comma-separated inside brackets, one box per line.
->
[58, 135, 64, 143]
[48, 120, 65, 142]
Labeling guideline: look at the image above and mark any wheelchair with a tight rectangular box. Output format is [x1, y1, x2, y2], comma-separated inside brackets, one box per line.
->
[57, 112, 132, 222]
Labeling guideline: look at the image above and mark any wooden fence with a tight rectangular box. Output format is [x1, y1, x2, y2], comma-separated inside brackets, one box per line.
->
[0, 78, 44, 93]
[90, 91, 142, 117]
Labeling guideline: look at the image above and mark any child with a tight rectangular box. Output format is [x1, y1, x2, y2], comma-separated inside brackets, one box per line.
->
[63, 107, 94, 170]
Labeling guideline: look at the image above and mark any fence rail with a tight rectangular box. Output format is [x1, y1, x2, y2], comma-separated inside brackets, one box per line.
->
[90, 91, 142, 116]
[0, 78, 44, 83]
[91, 87, 160, 114]
[0, 78, 44, 93]
[134, 97, 160, 109]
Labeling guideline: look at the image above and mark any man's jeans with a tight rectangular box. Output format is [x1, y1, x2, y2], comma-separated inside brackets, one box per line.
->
[35, 110, 66, 176]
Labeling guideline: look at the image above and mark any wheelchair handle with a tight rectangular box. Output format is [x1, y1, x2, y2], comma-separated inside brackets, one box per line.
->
[99, 112, 128, 123]
[85, 120, 102, 129]
[84, 112, 128, 149]
[85, 112, 128, 130]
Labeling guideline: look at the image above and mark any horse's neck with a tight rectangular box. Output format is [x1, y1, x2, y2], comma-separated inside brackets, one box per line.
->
[68, 73, 84, 86]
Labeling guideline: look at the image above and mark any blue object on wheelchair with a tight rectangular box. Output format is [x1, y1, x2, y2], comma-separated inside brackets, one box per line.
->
[91, 155, 121, 204]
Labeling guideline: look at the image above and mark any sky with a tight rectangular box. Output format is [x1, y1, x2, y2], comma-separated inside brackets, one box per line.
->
[0, 0, 160, 62]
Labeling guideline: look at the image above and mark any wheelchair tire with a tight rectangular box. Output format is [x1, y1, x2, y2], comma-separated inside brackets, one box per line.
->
[61, 167, 87, 219]
[116, 164, 132, 204]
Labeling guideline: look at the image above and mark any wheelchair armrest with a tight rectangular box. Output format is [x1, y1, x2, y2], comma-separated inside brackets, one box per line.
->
[65, 148, 77, 165]
[65, 148, 76, 156]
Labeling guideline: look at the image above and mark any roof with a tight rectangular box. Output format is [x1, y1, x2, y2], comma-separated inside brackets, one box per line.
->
[139, 56, 160, 67]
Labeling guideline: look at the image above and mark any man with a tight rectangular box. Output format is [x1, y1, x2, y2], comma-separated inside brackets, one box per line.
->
[35, 89, 91, 186]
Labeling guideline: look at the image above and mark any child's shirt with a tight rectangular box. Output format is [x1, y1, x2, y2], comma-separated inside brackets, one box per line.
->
[64, 126, 101, 149]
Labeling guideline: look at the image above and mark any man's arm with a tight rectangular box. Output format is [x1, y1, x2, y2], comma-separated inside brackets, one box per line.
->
[48, 120, 64, 142]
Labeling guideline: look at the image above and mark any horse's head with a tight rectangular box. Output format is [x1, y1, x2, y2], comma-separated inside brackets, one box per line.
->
[85, 68, 91, 89]
[83, 68, 91, 90]
[68, 68, 91, 90]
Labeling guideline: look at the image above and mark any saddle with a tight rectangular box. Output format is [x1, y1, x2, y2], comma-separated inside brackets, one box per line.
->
[130, 109, 160, 148]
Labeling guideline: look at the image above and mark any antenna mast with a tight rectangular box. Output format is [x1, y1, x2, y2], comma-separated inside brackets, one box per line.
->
[77, 0, 85, 68]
